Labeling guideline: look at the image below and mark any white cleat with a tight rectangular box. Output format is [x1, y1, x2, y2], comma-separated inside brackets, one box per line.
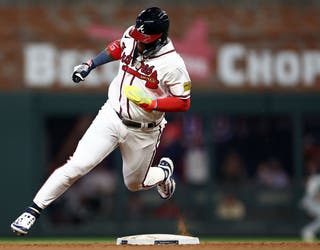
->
[11, 209, 38, 235]
[157, 157, 176, 199]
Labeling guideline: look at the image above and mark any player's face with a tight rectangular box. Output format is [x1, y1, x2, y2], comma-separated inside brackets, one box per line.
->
[137, 42, 146, 53]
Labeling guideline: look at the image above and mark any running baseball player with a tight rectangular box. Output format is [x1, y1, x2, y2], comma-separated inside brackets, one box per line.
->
[301, 172, 320, 242]
[11, 7, 191, 235]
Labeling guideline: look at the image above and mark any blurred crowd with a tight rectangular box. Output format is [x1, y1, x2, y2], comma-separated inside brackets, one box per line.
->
[43, 112, 319, 224]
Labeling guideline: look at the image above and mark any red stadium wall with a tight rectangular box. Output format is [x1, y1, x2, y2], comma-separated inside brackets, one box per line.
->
[1, 3, 320, 91]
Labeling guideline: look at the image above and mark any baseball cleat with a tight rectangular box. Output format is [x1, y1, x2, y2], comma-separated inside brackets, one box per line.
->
[157, 157, 176, 199]
[11, 208, 39, 235]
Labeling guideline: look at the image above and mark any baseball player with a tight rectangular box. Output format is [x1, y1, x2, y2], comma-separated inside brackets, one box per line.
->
[11, 6, 191, 235]
[301, 172, 320, 242]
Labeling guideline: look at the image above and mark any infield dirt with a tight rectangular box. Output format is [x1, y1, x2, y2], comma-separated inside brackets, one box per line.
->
[0, 242, 320, 250]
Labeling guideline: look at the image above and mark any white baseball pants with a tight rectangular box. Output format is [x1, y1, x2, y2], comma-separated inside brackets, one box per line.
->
[33, 100, 167, 209]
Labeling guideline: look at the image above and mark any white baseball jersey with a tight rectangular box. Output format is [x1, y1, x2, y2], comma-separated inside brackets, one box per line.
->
[32, 27, 191, 208]
[108, 26, 191, 123]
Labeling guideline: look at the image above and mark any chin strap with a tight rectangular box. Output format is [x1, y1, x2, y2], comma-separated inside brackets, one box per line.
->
[142, 38, 168, 58]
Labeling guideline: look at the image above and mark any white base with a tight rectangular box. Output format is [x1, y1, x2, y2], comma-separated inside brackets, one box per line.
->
[116, 233, 200, 245]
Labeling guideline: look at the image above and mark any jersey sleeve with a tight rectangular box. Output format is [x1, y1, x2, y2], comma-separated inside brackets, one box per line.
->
[107, 26, 133, 60]
[164, 67, 191, 99]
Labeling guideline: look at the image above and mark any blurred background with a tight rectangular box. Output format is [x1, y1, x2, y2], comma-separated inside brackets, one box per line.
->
[1, 0, 320, 239]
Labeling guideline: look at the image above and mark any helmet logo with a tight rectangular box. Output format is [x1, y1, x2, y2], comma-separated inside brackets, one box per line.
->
[137, 24, 145, 34]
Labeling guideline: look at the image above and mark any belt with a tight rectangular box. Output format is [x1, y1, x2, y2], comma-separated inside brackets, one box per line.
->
[116, 112, 158, 129]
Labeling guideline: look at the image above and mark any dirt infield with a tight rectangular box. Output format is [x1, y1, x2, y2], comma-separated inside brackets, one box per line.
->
[0, 242, 320, 250]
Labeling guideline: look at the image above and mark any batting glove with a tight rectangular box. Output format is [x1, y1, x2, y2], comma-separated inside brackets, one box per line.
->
[124, 85, 157, 111]
[72, 60, 95, 83]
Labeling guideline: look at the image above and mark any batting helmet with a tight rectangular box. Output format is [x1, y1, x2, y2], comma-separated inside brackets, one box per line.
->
[129, 7, 170, 56]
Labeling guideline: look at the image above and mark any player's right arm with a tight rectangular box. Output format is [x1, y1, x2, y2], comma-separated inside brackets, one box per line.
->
[72, 40, 122, 83]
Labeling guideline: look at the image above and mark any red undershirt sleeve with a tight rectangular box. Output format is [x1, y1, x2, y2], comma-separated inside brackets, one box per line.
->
[155, 97, 190, 112]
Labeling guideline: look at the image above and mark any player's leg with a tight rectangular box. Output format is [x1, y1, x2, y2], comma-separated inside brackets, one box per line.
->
[11, 102, 124, 235]
[119, 125, 163, 191]
[301, 198, 320, 241]
[154, 157, 176, 199]
[302, 217, 320, 242]
[119, 124, 175, 199]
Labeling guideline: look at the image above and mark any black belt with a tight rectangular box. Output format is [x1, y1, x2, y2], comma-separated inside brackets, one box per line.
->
[116, 112, 158, 129]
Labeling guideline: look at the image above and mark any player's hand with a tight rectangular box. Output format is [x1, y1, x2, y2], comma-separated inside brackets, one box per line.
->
[72, 62, 91, 83]
[124, 85, 157, 111]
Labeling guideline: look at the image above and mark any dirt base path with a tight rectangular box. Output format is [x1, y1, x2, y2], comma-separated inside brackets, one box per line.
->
[1, 242, 320, 250]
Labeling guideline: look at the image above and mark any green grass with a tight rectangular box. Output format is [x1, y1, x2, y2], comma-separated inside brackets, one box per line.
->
[0, 237, 115, 243]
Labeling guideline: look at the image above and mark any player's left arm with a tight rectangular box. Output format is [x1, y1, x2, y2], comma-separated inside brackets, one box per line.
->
[146, 67, 191, 112]
[125, 84, 191, 112]
[125, 67, 191, 112]
[72, 40, 122, 83]
[144, 90, 191, 112]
